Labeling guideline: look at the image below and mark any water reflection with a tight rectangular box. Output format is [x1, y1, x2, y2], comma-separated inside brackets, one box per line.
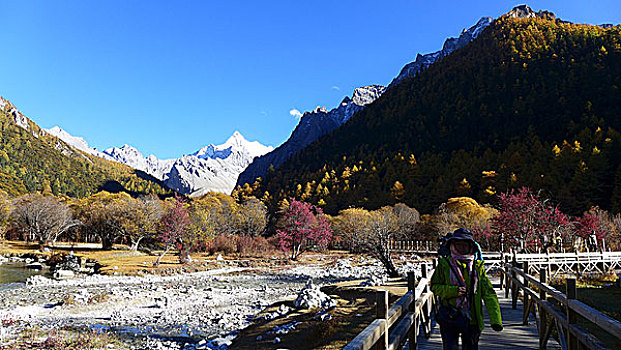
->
[0, 263, 49, 291]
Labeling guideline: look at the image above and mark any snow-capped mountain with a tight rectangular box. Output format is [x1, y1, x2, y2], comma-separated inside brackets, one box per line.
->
[102, 131, 273, 195]
[45, 126, 116, 161]
[389, 16, 493, 87]
[236, 85, 385, 188]
[47, 127, 273, 196]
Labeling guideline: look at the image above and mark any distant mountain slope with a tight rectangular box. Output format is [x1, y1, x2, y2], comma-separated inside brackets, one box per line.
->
[0, 97, 169, 197]
[248, 5, 621, 215]
[388, 16, 492, 87]
[236, 85, 385, 188]
[237, 14, 495, 190]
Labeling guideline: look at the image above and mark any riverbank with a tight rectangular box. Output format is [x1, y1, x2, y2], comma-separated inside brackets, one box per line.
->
[0, 250, 422, 350]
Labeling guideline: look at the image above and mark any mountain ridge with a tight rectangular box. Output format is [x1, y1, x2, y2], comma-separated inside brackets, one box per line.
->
[0, 96, 169, 197]
[237, 12, 499, 189]
[242, 6, 621, 215]
[48, 126, 273, 196]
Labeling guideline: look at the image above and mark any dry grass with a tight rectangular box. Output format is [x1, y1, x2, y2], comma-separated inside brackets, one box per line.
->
[0, 241, 362, 277]
[0, 240, 223, 276]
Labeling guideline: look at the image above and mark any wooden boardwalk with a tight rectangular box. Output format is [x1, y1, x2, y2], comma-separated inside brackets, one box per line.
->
[412, 280, 561, 350]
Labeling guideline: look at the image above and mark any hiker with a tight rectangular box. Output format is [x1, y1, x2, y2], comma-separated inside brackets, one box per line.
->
[431, 228, 503, 350]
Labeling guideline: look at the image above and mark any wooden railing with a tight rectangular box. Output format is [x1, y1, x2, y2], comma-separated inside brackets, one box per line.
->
[387, 240, 437, 253]
[503, 251, 621, 279]
[344, 263, 436, 350]
[388, 244, 621, 277]
[502, 261, 621, 350]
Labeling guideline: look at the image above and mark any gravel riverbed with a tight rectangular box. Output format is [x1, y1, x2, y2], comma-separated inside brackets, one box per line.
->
[0, 256, 413, 349]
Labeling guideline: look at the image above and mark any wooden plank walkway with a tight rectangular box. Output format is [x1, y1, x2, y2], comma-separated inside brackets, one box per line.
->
[412, 280, 561, 349]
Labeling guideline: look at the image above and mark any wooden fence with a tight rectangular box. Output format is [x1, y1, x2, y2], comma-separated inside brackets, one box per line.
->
[344, 263, 436, 350]
[388, 240, 437, 253]
[502, 261, 621, 349]
[502, 251, 621, 279]
[388, 242, 621, 277]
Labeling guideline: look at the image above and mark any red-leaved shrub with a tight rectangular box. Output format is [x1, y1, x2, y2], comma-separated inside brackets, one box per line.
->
[208, 234, 238, 255]
[237, 235, 275, 257]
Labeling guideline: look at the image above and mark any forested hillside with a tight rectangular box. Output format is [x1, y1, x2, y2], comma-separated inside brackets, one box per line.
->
[0, 97, 169, 197]
[237, 14, 621, 215]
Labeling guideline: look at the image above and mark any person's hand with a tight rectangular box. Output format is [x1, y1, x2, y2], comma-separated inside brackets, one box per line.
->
[458, 286, 467, 296]
[492, 324, 503, 332]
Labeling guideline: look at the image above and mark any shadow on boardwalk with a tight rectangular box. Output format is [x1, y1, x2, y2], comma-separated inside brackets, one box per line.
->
[413, 280, 561, 350]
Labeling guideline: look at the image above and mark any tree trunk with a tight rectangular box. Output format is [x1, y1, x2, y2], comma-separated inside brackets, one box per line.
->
[101, 234, 114, 250]
[130, 237, 144, 251]
[155, 245, 171, 266]
[377, 248, 400, 278]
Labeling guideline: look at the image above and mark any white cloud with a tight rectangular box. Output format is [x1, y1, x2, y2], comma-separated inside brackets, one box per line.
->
[331, 85, 341, 91]
[289, 108, 303, 119]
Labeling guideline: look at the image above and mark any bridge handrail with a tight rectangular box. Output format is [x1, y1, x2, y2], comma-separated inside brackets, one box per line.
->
[503, 262, 621, 349]
[344, 262, 436, 350]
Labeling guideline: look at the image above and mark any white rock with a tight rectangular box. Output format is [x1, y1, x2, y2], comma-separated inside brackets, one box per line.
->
[53, 270, 75, 280]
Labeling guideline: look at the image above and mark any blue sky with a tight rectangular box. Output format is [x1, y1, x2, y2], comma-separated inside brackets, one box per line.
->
[1, 1, 620, 159]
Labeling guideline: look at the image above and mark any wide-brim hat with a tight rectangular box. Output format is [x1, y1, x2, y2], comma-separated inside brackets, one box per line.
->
[447, 228, 475, 243]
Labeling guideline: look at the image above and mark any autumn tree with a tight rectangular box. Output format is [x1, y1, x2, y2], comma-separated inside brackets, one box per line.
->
[572, 207, 614, 251]
[74, 192, 134, 250]
[237, 197, 268, 236]
[434, 197, 498, 250]
[12, 194, 80, 247]
[0, 190, 13, 240]
[125, 195, 164, 251]
[156, 196, 190, 265]
[276, 199, 332, 260]
[332, 208, 371, 253]
[359, 207, 397, 277]
[491, 187, 572, 253]
[188, 192, 242, 251]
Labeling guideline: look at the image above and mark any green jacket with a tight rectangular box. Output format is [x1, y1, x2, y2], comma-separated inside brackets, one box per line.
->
[430, 257, 502, 331]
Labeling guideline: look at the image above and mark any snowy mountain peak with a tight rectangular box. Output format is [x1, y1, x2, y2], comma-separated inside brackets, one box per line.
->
[352, 85, 386, 106]
[192, 131, 273, 161]
[98, 130, 273, 195]
[222, 130, 248, 149]
[45, 126, 115, 161]
[105, 144, 144, 159]
[47, 126, 89, 151]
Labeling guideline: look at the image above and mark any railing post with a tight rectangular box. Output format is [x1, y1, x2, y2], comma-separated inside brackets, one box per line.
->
[511, 255, 518, 310]
[500, 251, 505, 289]
[566, 278, 578, 350]
[376, 290, 389, 350]
[407, 271, 417, 350]
[408, 271, 416, 292]
[539, 269, 548, 349]
[504, 256, 510, 299]
[574, 250, 580, 277]
[522, 261, 530, 325]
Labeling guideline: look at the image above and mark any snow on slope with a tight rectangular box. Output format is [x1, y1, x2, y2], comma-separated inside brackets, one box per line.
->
[45, 126, 116, 161]
[47, 127, 273, 196]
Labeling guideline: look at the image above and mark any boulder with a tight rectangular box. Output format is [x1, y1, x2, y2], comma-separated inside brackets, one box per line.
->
[294, 279, 337, 309]
[53, 269, 75, 280]
[26, 262, 43, 270]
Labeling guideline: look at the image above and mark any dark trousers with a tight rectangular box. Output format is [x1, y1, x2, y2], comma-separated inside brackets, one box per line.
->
[439, 324, 481, 350]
